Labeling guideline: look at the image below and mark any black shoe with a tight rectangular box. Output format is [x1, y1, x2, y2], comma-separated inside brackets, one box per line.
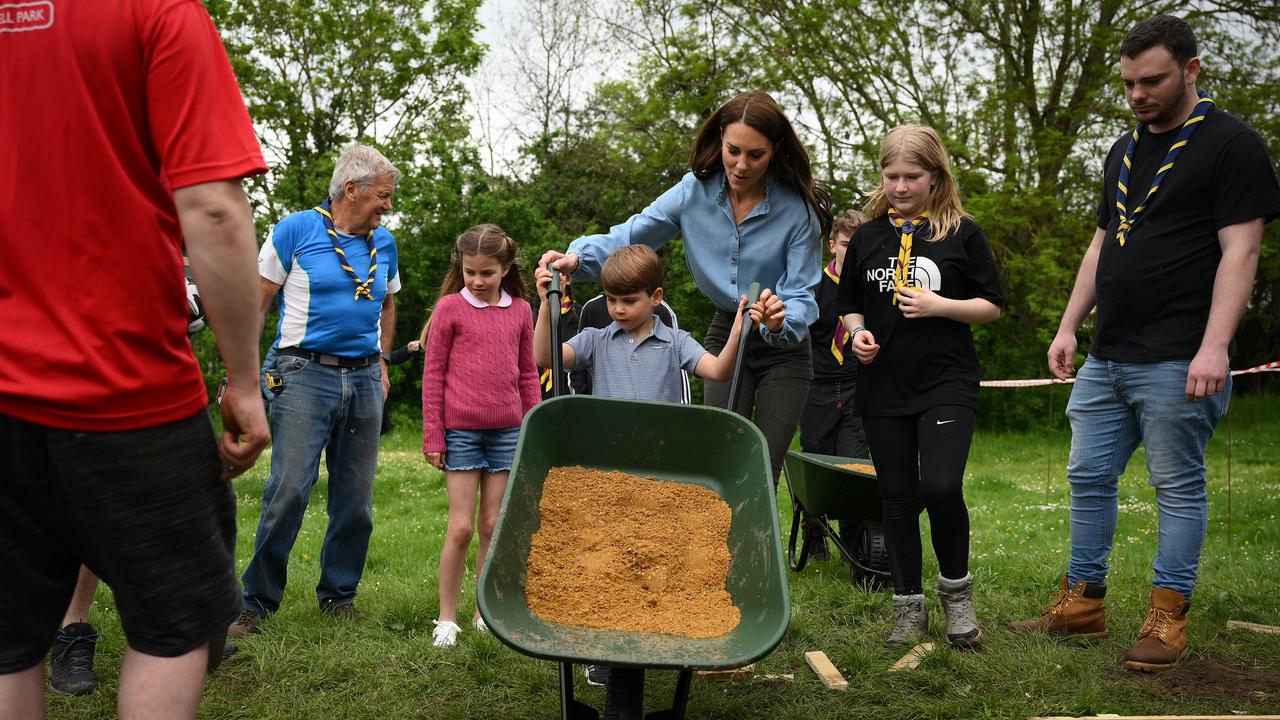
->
[49, 623, 99, 696]
[585, 664, 611, 687]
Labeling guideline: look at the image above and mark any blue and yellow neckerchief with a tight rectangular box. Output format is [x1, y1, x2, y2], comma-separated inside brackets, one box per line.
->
[888, 209, 927, 305]
[1115, 91, 1215, 247]
[315, 198, 377, 300]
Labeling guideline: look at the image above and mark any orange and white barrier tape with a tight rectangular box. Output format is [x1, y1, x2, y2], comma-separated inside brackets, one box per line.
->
[980, 360, 1280, 388]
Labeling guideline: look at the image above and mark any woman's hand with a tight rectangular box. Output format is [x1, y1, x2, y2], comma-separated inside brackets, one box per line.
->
[407, 340, 421, 353]
[895, 286, 945, 319]
[752, 288, 786, 332]
[851, 328, 880, 365]
[425, 451, 444, 469]
[538, 250, 580, 275]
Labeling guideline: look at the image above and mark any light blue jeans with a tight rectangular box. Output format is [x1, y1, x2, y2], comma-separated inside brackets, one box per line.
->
[1064, 356, 1230, 598]
[241, 355, 383, 616]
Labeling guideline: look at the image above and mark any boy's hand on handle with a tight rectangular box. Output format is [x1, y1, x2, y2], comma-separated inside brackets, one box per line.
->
[426, 451, 445, 470]
[534, 264, 553, 301]
[1047, 330, 1077, 380]
[752, 288, 786, 332]
[852, 328, 880, 365]
[740, 294, 759, 327]
[538, 250, 580, 275]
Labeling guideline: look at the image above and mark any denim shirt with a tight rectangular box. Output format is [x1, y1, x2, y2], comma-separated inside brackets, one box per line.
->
[567, 170, 821, 348]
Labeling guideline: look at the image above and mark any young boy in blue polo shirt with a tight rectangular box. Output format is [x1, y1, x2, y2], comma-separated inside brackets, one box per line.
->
[534, 245, 760, 399]
[534, 244, 764, 687]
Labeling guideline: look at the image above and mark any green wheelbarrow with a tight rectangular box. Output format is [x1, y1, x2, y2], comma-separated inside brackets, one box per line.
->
[478, 395, 789, 720]
[781, 451, 890, 589]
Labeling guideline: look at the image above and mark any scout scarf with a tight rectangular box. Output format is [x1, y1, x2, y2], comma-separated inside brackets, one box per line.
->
[541, 294, 574, 391]
[315, 198, 377, 300]
[824, 259, 848, 364]
[888, 209, 928, 305]
[1115, 90, 1215, 247]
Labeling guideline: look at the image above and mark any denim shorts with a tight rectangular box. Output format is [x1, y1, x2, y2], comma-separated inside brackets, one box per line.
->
[444, 427, 521, 472]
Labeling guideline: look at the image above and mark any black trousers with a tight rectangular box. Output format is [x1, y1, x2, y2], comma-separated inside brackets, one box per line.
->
[703, 310, 812, 484]
[861, 406, 976, 595]
[800, 379, 869, 458]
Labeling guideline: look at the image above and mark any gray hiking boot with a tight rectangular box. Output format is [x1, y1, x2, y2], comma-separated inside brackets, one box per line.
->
[937, 573, 982, 649]
[886, 594, 928, 647]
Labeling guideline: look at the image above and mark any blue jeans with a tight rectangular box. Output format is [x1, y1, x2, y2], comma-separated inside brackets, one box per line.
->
[241, 356, 383, 616]
[1064, 356, 1230, 598]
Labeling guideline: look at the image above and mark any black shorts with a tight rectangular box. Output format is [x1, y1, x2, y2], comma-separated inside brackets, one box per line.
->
[0, 410, 239, 673]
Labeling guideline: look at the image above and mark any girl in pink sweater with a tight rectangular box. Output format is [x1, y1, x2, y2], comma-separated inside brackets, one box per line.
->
[422, 224, 540, 647]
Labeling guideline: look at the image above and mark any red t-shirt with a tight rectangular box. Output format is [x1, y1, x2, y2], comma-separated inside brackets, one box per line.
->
[0, 0, 266, 430]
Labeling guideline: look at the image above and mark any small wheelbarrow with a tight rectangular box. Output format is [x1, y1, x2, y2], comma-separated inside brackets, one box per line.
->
[477, 395, 789, 720]
[781, 451, 890, 589]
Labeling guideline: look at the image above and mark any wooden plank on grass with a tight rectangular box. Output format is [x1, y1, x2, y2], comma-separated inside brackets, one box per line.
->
[889, 642, 934, 672]
[1031, 715, 1280, 719]
[803, 651, 848, 691]
[1227, 619, 1280, 635]
[695, 664, 754, 681]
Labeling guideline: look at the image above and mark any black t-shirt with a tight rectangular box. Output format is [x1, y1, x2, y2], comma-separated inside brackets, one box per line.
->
[836, 216, 1004, 416]
[808, 266, 859, 383]
[1093, 109, 1280, 362]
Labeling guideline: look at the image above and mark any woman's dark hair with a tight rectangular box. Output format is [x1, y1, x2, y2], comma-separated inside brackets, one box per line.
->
[690, 90, 833, 238]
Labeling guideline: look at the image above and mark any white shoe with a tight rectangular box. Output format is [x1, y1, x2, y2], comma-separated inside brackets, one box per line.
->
[432, 620, 461, 647]
[473, 615, 488, 633]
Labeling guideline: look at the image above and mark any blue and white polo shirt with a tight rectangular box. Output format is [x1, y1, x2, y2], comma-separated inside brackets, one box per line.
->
[259, 209, 401, 357]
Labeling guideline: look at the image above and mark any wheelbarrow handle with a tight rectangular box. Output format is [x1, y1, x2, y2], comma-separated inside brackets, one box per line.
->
[547, 270, 564, 398]
[726, 281, 760, 411]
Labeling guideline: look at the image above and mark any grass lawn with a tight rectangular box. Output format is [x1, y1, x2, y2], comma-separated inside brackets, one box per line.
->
[48, 393, 1280, 719]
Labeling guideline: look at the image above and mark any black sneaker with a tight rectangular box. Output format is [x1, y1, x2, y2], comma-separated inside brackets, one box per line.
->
[49, 623, 99, 696]
[585, 664, 611, 687]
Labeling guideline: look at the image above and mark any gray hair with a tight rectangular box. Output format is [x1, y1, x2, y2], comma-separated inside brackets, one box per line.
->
[328, 144, 402, 201]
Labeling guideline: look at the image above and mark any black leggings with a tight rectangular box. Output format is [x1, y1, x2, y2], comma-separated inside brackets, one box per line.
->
[862, 406, 976, 594]
[702, 310, 812, 484]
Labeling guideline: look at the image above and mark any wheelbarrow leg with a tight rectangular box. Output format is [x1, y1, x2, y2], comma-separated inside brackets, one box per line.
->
[559, 662, 600, 720]
[643, 669, 691, 720]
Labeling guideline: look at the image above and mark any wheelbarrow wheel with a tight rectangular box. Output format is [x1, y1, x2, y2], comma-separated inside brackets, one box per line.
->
[844, 519, 889, 590]
[602, 667, 644, 720]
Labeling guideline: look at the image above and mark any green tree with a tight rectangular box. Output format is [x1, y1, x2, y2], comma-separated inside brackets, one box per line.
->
[200, 0, 485, 413]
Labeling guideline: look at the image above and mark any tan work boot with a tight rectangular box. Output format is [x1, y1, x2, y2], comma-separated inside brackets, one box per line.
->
[1007, 577, 1108, 638]
[1122, 587, 1189, 672]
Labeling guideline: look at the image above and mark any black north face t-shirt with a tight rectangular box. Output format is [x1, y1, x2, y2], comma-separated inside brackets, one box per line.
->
[1093, 109, 1280, 362]
[836, 216, 1004, 416]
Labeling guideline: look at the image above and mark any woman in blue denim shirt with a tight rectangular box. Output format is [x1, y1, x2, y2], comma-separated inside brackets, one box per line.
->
[540, 90, 832, 482]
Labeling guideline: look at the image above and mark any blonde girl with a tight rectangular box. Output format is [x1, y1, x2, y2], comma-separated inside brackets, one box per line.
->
[836, 125, 1004, 649]
[422, 224, 540, 647]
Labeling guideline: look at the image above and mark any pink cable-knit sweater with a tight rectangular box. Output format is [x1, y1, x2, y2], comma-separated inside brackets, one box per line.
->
[421, 291, 541, 454]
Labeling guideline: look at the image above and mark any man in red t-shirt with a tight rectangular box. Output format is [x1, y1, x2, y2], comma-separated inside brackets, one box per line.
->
[0, 2, 270, 717]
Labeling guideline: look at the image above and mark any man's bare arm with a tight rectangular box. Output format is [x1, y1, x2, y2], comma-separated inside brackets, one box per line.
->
[1186, 218, 1263, 399]
[176, 179, 270, 478]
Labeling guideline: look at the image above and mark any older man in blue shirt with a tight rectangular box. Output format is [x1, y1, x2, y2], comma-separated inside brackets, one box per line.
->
[230, 144, 401, 636]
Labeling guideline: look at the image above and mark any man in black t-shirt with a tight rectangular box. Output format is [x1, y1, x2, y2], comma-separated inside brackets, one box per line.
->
[1010, 15, 1280, 673]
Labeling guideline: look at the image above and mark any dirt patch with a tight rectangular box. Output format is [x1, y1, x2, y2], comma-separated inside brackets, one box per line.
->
[1119, 656, 1280, 705]
[525, 466, 740, 639]
[838, 463, 877, 475]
